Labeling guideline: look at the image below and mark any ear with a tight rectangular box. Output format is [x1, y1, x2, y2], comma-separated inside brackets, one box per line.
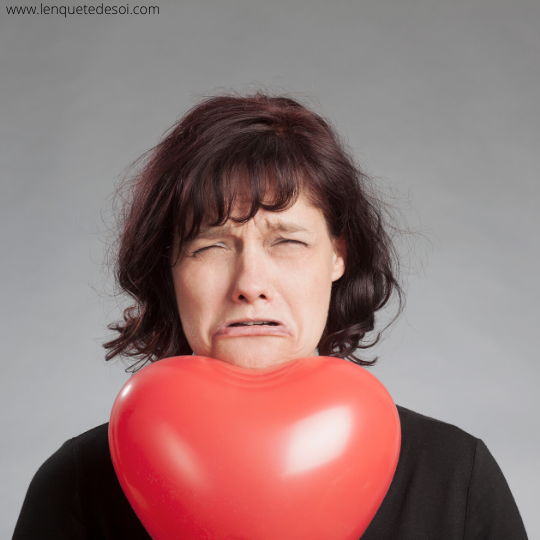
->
[331, 236, 346, 282]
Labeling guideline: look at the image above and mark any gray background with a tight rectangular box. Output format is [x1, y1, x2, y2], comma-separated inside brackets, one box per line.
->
[1, 0, 538, 536]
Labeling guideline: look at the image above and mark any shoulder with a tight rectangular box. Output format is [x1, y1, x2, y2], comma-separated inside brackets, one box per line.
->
[69, 422, 110, 463]
[66, 423, 132, 510]
[364, 406, 529, 540]
[12, 433, 88, 538]
[394, 405, 482, 499]
[20, 422, 113, 505]
[397, 404, 477, 438]
[391, 406, 478, 494]
[14, 423, 149, 539]
[396, 405, 479, 455]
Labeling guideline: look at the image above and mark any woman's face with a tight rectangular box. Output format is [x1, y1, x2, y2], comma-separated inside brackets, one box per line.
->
[171, 193, 346, 369]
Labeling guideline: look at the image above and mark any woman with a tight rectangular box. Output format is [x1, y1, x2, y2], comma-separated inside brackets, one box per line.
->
[13, 93, 527, 539]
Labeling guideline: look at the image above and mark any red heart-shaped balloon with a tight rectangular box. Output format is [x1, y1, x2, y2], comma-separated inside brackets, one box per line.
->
[109, 356, 400, 540]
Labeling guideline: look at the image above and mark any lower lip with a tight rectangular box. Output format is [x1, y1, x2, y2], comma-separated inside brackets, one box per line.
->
[215, 325, 291, 337]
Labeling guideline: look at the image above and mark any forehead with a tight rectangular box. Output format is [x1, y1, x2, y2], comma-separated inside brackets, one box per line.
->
[196, 194, 325, 237]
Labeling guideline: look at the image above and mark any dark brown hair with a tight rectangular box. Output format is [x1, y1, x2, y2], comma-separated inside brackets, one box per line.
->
[104, 92, 403, 370]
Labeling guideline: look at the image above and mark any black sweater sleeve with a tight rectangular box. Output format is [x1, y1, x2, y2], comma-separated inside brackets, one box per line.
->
[464, 439, 528, 540]
[12, 440, 86, 540]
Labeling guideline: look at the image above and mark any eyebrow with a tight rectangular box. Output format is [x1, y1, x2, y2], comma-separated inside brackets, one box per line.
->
[194, 219, 314, 240]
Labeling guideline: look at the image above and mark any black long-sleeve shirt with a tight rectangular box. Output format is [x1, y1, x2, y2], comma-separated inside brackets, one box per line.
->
[12, 406, 528, 539]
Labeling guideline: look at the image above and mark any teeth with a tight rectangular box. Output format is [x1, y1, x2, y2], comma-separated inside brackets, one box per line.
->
[230, 321, 278, 327]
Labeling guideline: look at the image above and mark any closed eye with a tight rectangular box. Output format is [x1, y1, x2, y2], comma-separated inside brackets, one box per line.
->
[274, 239, 308, 247]
[192, 243, 227, 255]
[191, 239, 307, 256]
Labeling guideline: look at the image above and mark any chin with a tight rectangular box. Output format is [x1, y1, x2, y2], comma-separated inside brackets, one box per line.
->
[212, 339, 297, 370]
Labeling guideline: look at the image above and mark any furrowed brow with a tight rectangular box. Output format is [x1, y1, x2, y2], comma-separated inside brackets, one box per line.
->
[193, 225, 234, 240]
[193, 220, 314, 240]
[265, 220, 313, 235]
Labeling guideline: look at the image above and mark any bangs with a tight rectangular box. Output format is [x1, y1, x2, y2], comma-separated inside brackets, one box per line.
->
[177, 134, 311, 242]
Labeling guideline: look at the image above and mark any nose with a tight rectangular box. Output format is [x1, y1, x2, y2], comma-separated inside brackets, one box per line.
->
[231, 247, 273, 304]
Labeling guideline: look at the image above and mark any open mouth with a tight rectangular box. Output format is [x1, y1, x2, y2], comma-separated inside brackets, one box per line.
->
[229, 321, 279, 327]
[215, 319, 289, 337]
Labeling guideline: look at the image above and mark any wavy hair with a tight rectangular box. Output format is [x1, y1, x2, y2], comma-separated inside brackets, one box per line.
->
[104, 92, 404, 370]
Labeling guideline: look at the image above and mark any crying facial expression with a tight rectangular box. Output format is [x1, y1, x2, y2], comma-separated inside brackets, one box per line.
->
[171, 194, 346, 369]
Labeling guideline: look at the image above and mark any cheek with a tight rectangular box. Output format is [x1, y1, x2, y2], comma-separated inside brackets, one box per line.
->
[172, 272, 213, 353]
[172, 267, 206, 333]
[284, 257, 334, 322]
[309, 274, 334, 322]
[173, 264, 229, 328]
